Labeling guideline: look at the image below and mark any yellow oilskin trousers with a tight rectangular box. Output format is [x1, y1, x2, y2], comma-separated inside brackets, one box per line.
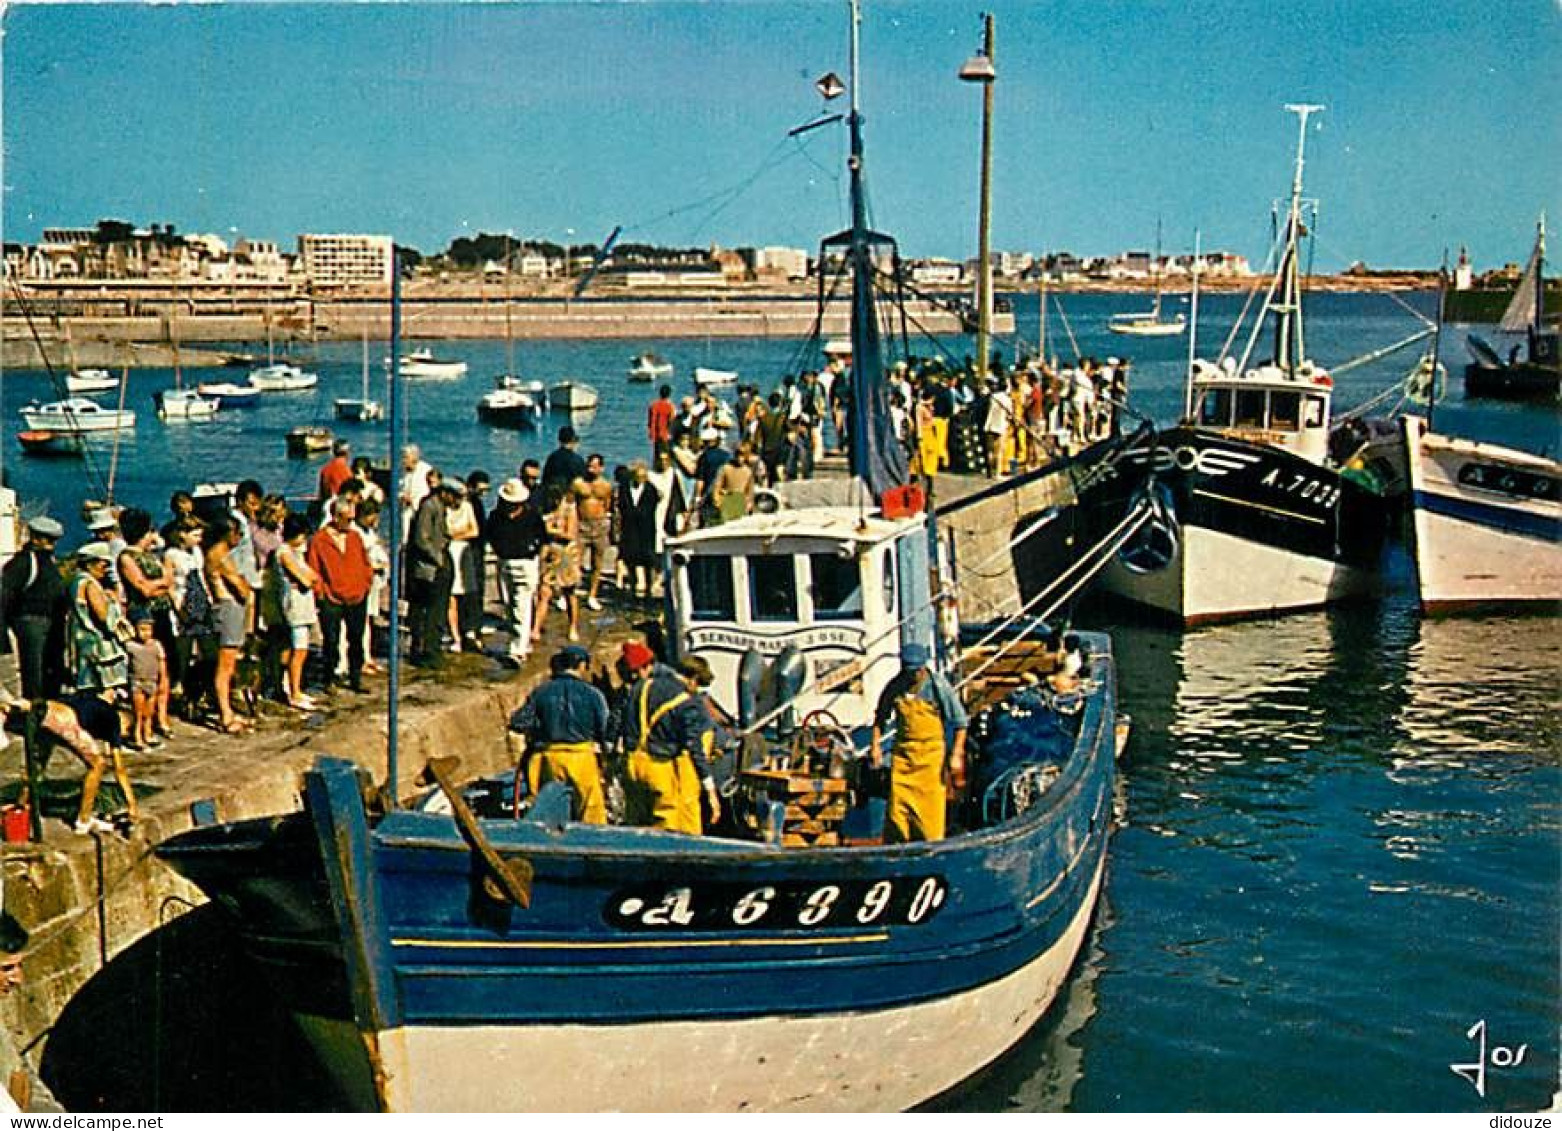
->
[885, 692, 948, 843]
[626, 748, 702, 834]
[625, 682, 699, 833]
[534, 741, 606, 824]
[929, 416, 950, 470]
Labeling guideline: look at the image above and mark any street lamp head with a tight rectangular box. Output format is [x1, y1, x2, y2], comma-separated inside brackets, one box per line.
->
[959, 53, 996, 83]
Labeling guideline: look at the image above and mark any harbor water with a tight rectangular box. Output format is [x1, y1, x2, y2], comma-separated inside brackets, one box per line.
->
[4, 291, 1558, 1111]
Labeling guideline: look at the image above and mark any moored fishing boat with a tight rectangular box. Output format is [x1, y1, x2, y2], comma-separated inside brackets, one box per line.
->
[152, 3, 1149, 1111]
[397, 348, 469, 380]
[64, 368, 117, 394]
[1463, 215, 1560, 401]
[1401, 414, 1561, 612]
[477, 376, 547, 428]
[1099, 106, 1394, 624]
[286, 425, 334, 457]
[249, 362, 320, 392]
[154, 388, 219, 420]
[694, 365, 738, 388]
[195, 380, 262, 408]
[16, 429, 84, 457]
[547, 379, 599, 412]
[18, 397, 136, 434]
[629, 351, 673, 382]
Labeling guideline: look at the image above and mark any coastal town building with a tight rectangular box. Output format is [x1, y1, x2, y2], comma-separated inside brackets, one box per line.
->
[297, 233, 393, 288]
[753, 246, 809, 281]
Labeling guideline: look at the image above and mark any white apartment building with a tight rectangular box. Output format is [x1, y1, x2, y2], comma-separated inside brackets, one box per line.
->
[297, 233, 393, 287]
[753, 246, 809, 280]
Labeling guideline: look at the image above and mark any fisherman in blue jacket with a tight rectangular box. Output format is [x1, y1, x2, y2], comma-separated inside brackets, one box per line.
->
[509, 644, 611, 823]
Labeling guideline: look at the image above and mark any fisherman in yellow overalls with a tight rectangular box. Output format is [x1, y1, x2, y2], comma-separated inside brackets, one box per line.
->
[869, 643, 968, 843]
[616, 648, 719, 834]
[507, 644, 611, 823]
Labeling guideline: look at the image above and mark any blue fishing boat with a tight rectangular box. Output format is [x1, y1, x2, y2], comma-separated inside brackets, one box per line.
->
[154, 2, 1154, 1110]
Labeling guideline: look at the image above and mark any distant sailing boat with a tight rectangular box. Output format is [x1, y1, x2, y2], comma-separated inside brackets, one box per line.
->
[335, 324, 385, 422]
[478, 238, 547, 427]
[155, 289, 219, 419]
[1463, 214, 1560, 400]
[1109, 219, 1186, 337]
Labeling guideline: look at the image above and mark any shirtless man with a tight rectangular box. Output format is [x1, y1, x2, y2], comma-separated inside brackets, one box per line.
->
[572, 453, 615, 612]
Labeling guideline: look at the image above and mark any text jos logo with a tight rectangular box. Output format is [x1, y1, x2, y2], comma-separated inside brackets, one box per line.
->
[1451, 1019, 1528, 1098]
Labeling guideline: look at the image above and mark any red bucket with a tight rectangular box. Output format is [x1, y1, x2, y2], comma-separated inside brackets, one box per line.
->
[2, 805, 30, 844]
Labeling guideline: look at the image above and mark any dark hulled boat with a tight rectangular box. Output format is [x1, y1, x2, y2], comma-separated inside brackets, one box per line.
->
[1463, 217, 1560, 401]
[1098, 105, 1394, 624]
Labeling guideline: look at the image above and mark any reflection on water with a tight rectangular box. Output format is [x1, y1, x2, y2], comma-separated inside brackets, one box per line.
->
[1064, 599, 1561, 1113]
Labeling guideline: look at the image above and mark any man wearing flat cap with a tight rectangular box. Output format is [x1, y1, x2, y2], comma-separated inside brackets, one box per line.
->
[508, 643, 610, 823]
[869, 642, 968, 843]
[1, 517, 66, 701]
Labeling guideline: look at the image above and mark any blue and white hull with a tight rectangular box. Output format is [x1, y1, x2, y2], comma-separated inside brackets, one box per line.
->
[1402, 415, 1561, 612]
[156, 635, 1117, 1112]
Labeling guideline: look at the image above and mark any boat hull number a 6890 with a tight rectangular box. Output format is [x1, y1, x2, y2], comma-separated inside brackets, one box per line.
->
[606, 876, 950, 932]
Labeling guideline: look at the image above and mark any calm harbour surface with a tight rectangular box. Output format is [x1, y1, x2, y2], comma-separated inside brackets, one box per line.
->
[4, 291, 1558, 1111]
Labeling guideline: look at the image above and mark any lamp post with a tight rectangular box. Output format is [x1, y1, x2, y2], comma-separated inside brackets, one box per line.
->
[960, 13, 996, 382]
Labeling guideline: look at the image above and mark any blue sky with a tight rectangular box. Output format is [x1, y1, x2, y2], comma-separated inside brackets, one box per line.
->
[3, 1, 1557, 270]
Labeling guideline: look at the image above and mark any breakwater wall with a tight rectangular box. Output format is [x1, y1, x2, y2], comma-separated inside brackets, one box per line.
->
[3, 298, 1012, 369]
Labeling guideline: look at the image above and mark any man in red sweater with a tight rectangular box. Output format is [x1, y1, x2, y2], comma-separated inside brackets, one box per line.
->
[646, 384, 675, 457]
[308, 498, 374, 694]
[318, 439, 353, 504]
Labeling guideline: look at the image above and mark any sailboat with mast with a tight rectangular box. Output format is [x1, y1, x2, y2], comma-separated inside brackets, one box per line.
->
[1463, 214, 1560, 400]
[1108, 219, 1186, 337]
[154, 288, 219, 419]
[153, 2, 1139, 1112]
[1100, 105, 1394, 624]
[478, 237, 548, 427]
[334, 324, 385, 422]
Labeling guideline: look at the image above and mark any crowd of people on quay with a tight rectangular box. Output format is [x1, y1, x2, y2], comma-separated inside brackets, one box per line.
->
[0, 344, 1128, 839]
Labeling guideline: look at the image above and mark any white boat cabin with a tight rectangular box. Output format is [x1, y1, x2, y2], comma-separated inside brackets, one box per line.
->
[667, 505, 935, 732]
[1188, 356, 1334, 465]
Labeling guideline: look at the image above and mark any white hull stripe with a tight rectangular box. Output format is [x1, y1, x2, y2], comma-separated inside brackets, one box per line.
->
[366, 856, 1109, 1112]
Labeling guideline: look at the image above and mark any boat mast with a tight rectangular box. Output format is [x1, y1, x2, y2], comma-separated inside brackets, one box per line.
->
[843, 0, 908, 498]
[1428, 248, 1448, 430]
[385, 251, 404, 808]
[1184, 229, 1202, 421]
[1273, 103, 1323, 374]
[1535, 212, 1546, 335]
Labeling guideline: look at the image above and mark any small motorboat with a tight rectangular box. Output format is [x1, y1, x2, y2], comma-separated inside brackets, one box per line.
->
[249, 363, 319, 392]
[17, 430, 84, 458]
[694, 366, 738, 388]
[64, 368, 118, 394]
[477, 376, 547, 428]
[334, 398, 384, 423]
[286, 425, 334, 457]
[396, 349, 469, 380]
[155, 389, 220, 420]
[548, 380, 600, 412]
[18, 398, 136, 434]
[221, 351, 259, 368]
[196, 381, 262, 408]
[628, 352, 674, 383]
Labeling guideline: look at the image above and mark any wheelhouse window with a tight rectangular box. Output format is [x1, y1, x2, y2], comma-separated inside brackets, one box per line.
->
[749, 555, 798, 622]
[1303, 395, 1326, 428]
[1198, 388, 1233, 427]
[1234, 389, 1266, 428]
[687, 556, 735, 621]
[809, 553, 864, 620]
[1269, 390, 1302, 430]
